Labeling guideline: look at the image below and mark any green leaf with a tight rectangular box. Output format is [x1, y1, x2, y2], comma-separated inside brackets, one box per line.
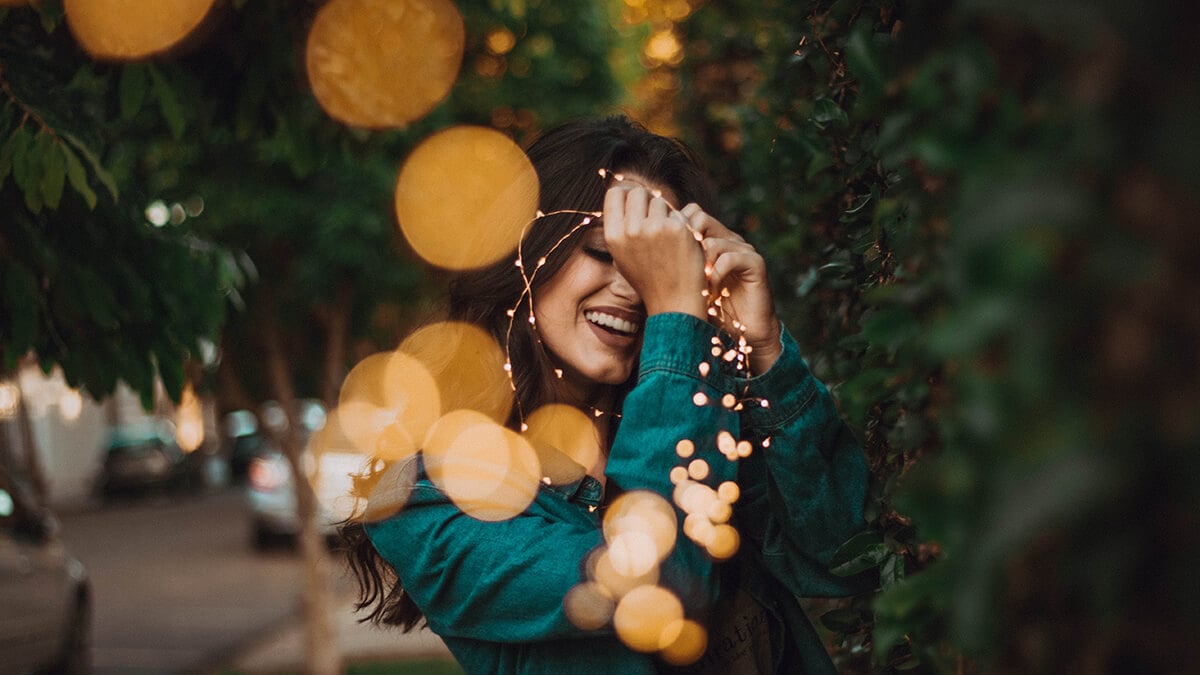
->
[40, 140, 67, 209]
[155, 346, 185, 402]
[845, 23, 885, 108]
[148, 65, 186, 139]
[880, 552, 906, 590]
[2, 262, 39, 359]
[9, 126, 33, 190]
[60, 131, 118, 202]
[811, 98, 849, 127]
[829, 530, 889, 576]
[0, 127, 25, 186]
[60, 143, 97, 209]
[806, 150, 833, 179]
[34, 0, 64, 33]
[119, 65, 150, 120]
[21, 131, 52, 213]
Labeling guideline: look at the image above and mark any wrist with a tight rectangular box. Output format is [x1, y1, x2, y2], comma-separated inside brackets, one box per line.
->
[644, 292, 708, 321]
[746, 319, 784, 375]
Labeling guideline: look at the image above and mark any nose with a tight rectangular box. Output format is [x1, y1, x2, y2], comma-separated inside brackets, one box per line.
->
[609, 266, 642, 306]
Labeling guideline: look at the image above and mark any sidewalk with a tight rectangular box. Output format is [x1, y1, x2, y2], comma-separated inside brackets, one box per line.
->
[217, 592, 457, 673]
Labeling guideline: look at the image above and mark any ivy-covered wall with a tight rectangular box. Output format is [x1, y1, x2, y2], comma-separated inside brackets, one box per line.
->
[679, 0, 1199, 671]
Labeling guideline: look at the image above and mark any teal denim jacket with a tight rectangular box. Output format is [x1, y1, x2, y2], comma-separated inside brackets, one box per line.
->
[366, 313, 872, 674]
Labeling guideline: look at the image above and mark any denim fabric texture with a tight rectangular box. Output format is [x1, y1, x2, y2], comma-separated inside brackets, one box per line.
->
[366, 312, 872, 674]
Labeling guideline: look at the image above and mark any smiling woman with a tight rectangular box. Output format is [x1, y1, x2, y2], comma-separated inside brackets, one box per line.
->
[341, 116, 874, 675]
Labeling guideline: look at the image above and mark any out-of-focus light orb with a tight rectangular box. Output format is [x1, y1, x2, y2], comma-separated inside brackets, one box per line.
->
[394, 126, 538, 270]
[363, 451, 421, 522]
[589, 547, 660, 600]
[643, 28, 683, 66]
[485, 27, 516, 55]
[64, 0, 215, 60]
[146, 200, 169, 227]
[563, 582, 615, 631]
[337, 350, 441, 460]
[308, 446, 374, 524]
[659, 619, 707, 665]
[613, 585, 684, 653]
[607, 530, 661, 578]
[717, 480, 740, 504]
[523, 404, 600, 484]
[58, 388, 83, 422]
[422, 409, 540, 521]
[663, 0, 694, 22]
[0, 382, 19, 418]
[174, 384, 203, 451]
[604, 491, 677, 566]
[306, 0, 464, 128]
[707, 524, 740, 560]
[399, 321, 513, 424]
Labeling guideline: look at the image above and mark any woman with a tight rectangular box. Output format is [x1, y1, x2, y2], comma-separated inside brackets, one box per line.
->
[343, 116, 872, 674]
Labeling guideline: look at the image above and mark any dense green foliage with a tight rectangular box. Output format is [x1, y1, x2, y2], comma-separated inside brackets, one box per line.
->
[0, 0, 626, 409]
[681, 0, 1198, 671]
[0, 3, 236, 407]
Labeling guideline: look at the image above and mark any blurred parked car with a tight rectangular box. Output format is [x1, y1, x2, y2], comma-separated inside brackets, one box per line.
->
[96, 420, 201, 498]
[222, 409, 270, 482]
[0, 448, 90, 673]
[246, 400, 363, 549]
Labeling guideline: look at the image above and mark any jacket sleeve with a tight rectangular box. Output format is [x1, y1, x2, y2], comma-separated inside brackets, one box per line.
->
[730, 327, 876, 597]
[365, 312, 742, 642]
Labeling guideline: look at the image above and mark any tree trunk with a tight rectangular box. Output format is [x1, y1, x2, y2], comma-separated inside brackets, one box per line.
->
[262, 306, 343, 675]
[15, 377, 48, 503]
[317, 284, 353, 410]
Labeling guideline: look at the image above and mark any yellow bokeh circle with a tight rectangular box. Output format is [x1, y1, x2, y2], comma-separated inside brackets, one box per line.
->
[336, 350, 441, 460]
[563, 582, 616, 631]
[306, 0, 464, 128]
[659, 619, 708, 666]
[422, 409, 540, 521]
[64, 0, 215, 60]
[399, 321, 513, 424]
[524, 404, 601, 485]
[603, 491, 677, 566]
[613, 585, 684, 653]
[395, 126, 539, 270]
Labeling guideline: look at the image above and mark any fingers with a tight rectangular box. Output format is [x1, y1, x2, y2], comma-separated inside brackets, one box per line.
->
[681, 203, 743, 242]
[603, 184, 626, 242]
[605, 184, 686, 239]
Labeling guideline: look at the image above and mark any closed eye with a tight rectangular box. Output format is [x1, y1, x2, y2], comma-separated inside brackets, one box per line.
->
[583, 247, 613, 264]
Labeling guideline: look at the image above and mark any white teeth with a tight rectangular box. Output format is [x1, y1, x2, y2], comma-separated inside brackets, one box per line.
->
[585, 311, 639, 335]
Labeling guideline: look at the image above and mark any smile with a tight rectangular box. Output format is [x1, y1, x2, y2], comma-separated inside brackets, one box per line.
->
[584, 310, 640, 335]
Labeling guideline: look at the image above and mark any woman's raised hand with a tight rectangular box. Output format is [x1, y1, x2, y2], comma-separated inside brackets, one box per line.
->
[681, 203, 783, 374]
[603, 184, 708, 320]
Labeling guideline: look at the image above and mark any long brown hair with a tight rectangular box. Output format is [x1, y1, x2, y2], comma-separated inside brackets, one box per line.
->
[342, 115, 717, 630]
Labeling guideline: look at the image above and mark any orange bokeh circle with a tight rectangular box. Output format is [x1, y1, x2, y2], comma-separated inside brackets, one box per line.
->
[64, 0, 215, 60]
[394, 126, 539, 270]
[399, 321, 513, 425]
[306, 0, 464, 128]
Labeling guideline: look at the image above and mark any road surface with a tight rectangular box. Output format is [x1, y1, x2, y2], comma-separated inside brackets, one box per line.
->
[57, 487, 318, 673]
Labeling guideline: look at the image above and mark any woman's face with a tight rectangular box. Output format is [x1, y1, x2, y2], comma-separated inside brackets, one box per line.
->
[533, 173, 678, 403]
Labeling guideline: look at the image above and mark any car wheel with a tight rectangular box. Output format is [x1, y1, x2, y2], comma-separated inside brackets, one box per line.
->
[252, 522, 296, 551]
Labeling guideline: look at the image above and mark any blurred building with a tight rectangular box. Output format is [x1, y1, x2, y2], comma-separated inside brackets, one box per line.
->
[1, 362, 218, 507]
